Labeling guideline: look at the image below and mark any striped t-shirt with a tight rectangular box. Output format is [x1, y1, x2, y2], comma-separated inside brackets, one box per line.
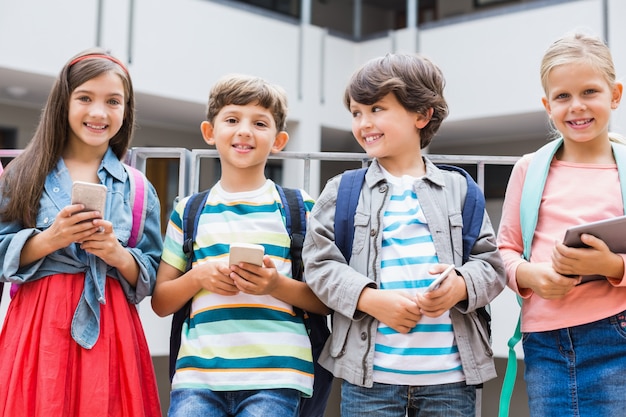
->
[161, 180, 314, 395]
[373, 170, 464, 385]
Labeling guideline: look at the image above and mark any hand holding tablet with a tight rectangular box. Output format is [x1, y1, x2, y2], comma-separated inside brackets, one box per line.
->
[562, 215, 626, 253]
[562, 215, 626, 283]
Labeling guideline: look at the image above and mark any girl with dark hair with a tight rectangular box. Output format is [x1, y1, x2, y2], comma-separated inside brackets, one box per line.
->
[0, 48, 162, 417]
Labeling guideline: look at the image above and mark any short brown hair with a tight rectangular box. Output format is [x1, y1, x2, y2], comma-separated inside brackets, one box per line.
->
[206, 74, 288, 131]
[344, 53, 448, 148]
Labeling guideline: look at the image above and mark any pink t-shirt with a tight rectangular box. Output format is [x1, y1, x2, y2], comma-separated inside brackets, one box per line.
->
[498, 153, 626, 332]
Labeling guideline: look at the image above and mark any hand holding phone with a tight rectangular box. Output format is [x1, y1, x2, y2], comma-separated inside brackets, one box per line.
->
[229, 243, 264, 267]
[425, 264, 455, 293]
[71, 181, 107, 215]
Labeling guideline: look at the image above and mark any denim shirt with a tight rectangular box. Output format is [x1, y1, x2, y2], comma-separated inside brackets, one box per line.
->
[0, 148, 162, 349]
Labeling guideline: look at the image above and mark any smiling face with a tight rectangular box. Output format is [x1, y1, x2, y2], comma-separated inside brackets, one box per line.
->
[67, 71, 125, 155]
[201, 103, 288, 186]
[349, 92, 431, 176]
[542, 62, 622, 146]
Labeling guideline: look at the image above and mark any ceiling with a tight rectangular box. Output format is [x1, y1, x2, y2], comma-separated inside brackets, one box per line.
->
[0, 66, 548, 150]
[0, 67, 205, 134]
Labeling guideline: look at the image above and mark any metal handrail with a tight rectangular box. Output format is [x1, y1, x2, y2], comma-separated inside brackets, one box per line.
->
[186, 149, 520, 196]
[126, 147, 191, 199]
[1, 148, 521, 198]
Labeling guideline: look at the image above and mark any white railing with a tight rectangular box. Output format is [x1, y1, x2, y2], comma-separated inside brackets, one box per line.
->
[123, 147, 520, 198]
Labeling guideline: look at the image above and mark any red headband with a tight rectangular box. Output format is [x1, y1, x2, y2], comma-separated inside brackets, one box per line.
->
[68, 53, 129, 74]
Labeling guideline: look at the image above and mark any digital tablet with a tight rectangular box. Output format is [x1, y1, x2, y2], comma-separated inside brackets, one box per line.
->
[563, 215, 626, 283]
[563, 215, 626, 253]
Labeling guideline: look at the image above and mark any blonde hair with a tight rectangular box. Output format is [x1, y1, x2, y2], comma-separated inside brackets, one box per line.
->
[540, 32, 623, 143]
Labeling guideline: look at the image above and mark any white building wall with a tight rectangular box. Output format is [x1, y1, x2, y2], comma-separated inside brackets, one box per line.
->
[422, 0, 604, 120]
[608, 0, 626, 133]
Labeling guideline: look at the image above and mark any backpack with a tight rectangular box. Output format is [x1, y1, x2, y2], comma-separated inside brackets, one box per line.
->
[3, 164, 148, 300]
[168, 184, 333, 417]
[336, 165, 485, 264]
[497, 138, 626, 416]
[125, 164, 149, 248]
[334, 165, 491, 330]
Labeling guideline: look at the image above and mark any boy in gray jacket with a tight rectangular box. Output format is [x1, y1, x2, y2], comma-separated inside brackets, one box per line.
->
[303, 53, 506, 417]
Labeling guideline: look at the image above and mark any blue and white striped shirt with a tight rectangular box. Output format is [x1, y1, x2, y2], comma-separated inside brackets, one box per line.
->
[373, 171, 464, 385]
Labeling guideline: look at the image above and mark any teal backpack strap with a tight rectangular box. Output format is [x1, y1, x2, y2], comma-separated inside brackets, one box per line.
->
[611, 141, 626, 210]
[519, 138, 563, 260]
[498, 138, 562, 417]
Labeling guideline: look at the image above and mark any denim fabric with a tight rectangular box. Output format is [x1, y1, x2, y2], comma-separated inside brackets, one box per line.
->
[523, 309, 626, 417]
[0, 148, 162, 348]
[168, 388, 300, 417]
[340, 380, 476, 417]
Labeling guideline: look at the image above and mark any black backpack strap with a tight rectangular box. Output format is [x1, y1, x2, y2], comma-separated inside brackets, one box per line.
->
[169, 189, 210, 381]
[276, 185, 334, 417]
[276, 184, 306, 282]
[182, 189, 211, 268]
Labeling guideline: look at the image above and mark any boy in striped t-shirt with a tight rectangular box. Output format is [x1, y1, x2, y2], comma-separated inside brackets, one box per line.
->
[302, 54, 506, 417]
[152, 74, 329, 417]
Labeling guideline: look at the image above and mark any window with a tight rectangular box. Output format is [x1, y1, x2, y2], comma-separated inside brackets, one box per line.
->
[0, 126, 17, 167]
[232, 0, 300, 19]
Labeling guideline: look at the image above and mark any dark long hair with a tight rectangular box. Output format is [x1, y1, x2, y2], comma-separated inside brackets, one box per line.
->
[0, 48, 135, 227]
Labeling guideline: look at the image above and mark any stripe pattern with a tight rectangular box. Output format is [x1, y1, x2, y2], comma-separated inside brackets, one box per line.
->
[162, 180, 314, 395]
[373, 174, 464, 385]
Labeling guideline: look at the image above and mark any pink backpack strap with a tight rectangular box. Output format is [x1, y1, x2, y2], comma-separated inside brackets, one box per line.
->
[9, 283, 18, 298]
[125, 164, 148, 248]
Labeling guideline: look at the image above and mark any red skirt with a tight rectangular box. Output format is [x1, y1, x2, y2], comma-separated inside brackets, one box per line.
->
[0, 273, 161, 417]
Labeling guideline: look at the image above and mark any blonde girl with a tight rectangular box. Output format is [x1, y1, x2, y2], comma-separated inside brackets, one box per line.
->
[498, 32, 626, 417]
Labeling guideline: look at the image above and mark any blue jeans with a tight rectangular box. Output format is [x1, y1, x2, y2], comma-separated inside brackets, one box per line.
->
[340, 380, 476, 417]
[523, 310, 626, 417]
[168, 388, 300, 417]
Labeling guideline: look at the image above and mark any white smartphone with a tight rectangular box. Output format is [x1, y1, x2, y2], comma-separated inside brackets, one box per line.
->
[425, 264, 456, 293]
[71, 181, 107, 215]
[229, 243, 264, 266]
